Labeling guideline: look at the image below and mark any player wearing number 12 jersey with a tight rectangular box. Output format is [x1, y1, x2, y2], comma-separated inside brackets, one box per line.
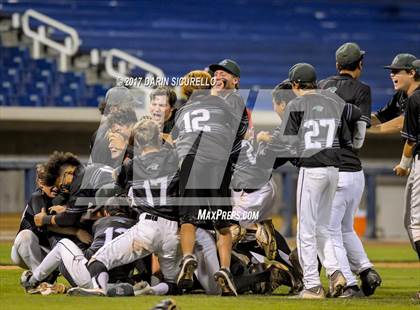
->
[175, 70, 238, 296]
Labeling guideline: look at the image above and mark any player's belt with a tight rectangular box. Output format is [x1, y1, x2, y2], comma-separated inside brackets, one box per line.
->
[145, 214, 159, 221]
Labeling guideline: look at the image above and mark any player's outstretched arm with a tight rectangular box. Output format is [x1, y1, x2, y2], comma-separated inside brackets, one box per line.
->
[368, 115, 404, 135]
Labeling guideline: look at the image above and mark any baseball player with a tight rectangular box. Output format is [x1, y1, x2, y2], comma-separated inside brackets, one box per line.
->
[11, 164, 55, 271]
[369, 53, 417, 134]
[90, 86, 136, 166]
[259, 63, 361, 298]
[319, 42, 381, 298]
[69, 118, 181, 296]
[392, 59, 420, 299]
[106, 107, 138, 165]
[31, 152, 92, 254]
[21, 197, 136, 294]
[175, 70, 238, 296]
[230, 136, 301, 279]
[148, 86, 178, 140]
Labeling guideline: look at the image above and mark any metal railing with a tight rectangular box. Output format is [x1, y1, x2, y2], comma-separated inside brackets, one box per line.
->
[21, 9, 81, 71]
[104, 48, 165, 100]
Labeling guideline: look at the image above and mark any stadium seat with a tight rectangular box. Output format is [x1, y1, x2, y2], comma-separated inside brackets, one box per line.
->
[18, 94, 43, 107]
[0, 94, 10, 106]
[0, 1, 419, 109]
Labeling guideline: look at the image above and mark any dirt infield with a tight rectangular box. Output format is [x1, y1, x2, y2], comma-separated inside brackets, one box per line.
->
[0, 265, 21, 270]
[374, 262, 420, 268]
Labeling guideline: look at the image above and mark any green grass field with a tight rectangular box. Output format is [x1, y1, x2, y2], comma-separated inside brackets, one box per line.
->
[1, 242, 419, 310]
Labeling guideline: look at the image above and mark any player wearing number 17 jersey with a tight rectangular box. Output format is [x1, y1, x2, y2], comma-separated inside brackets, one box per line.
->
[269, 63, 361, 299]
[72, 118, 181, 297]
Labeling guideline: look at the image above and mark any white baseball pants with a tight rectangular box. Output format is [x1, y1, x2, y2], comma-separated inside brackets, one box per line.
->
[329, 170, 373, 286]
[296, 166, 340, 289]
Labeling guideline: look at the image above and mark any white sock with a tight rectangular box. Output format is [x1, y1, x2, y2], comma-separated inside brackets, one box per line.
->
[151, 282, 169, 295]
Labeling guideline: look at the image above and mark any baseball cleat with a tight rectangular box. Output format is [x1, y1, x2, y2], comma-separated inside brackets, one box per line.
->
[133, 281, 155, 296]
[256, 220, 277, 260]
[38, 282, 67, 295]
[328, 270, 347, 297]
[67, 287, 106, 296]
[107, 283, 135, 297]
[20, 270, 39, 292]
[150, 298, 179, 310]
[338, 285, 365, 298]
[291, 285, 326, 299]
[214, 268, 238, 296]
[359, 268, 382, 296]
[177, 255, 198, 290]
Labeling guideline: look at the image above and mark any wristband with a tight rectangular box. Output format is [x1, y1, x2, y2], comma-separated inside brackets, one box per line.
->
[41, 215, 53, 226]
[399, 155, 412, 170]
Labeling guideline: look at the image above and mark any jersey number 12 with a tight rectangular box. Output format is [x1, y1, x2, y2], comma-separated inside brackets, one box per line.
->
[183, 109, 211, 133]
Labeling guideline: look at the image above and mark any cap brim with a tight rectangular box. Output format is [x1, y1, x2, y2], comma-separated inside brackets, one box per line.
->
[384, 65, 411, 70]
[208, 64, 237, 76]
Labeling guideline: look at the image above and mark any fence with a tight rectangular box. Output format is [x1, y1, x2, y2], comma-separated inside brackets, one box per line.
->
[0, 160, 397, 239]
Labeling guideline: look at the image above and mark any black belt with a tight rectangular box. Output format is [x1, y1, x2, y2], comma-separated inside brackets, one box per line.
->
[145, 214, 158, 221]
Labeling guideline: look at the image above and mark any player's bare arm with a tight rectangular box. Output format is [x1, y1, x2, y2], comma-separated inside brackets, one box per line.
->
[368, 115, 404, 135]
[393, 141, 414, 176]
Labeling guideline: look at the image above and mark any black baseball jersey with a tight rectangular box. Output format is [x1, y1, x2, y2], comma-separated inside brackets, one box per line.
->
[256, 125, 298, 170]
[318, 74, 371, 125]
[89, 119, 113, 166]
[217, 90, 249, 160]
[401, 86, 420, 157]
[319, 74, 371, 172]
[53, 164, 113, 227]
[84, 215, 136, 260]
[17, 189, 51, 248]
[231, 139, 272, 190]
[278, 91, 356, 168]
[163, 108, 178, 139]
[118, 148, 179, 221]
[175, 92, 237, 163]
[375, 90, 407, 123]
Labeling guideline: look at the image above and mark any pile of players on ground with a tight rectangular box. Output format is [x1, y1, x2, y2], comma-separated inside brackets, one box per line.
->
[15, 43, 420, 299]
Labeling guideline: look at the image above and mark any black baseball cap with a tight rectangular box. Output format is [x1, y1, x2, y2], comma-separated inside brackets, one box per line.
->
[288, 63, 317, 83]
[209, 59, 240, 77]
[336, 42, 365, 66]
[384, 53, 416, 70]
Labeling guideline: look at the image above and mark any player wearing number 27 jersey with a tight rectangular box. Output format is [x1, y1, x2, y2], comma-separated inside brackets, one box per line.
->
[267, 63, 360, 298]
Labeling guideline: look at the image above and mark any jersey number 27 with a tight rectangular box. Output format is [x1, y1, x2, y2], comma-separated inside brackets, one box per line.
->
[303, 119, 335, 149]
